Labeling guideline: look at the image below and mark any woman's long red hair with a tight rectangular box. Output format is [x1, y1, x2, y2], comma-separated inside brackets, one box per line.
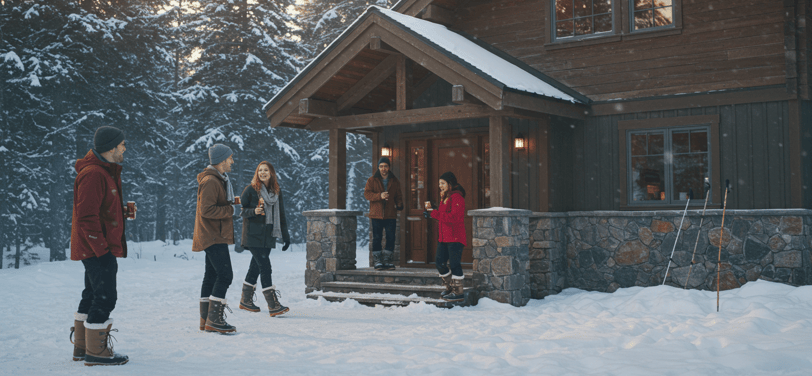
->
[251, 161, 280, 195]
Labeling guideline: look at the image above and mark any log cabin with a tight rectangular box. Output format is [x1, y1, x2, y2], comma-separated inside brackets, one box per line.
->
[264, 0, 812, 306]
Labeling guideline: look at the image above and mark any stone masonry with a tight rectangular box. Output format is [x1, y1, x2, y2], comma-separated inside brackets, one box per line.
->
[559, 209, 812, 293]
[469, 208, 532, 307]
[303, 210, 361, 293]
[528, 213, 568, 299]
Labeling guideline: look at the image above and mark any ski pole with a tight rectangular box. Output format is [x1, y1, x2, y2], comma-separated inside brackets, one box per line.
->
[685, 177, 711, 289]
[663, 189, 692, 285]
[716, 179, 731, 312]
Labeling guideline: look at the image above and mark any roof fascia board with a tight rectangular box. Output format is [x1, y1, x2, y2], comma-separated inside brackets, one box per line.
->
[265, 18, 377, 127]
[392, 0, 434, 16]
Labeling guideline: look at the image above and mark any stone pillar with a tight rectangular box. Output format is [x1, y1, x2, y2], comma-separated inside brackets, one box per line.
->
[303, 210, 361, 293]
[528, 213, 568, 299]
[469, 208, 532, 307]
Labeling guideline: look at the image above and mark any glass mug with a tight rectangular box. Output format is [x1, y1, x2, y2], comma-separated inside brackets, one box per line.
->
[126, 201, 136, 220]
[234, 196, 241, 205]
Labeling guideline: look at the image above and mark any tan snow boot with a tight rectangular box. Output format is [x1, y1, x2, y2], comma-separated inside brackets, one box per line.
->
[439, 273, 453, 297]
[205, 297, 236, 334]
[70, 313, 87, 361]
[443, 278, 465, 302]
[262, 286, 289, 317]
[84, 319, 129, 366]
[199, 298, 209, 331]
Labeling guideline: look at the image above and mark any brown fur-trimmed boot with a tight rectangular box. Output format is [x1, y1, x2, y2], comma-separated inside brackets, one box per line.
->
[199, 298, 209, 331]
[205, 296, 236, 334]
[439, 272, 453, 298]
[262, 286, 289, 317]
[442, 277, 465, 302]
[70, 313, 87, 361]
[239, 282, 260, 312]
[84, 319, 129, 366]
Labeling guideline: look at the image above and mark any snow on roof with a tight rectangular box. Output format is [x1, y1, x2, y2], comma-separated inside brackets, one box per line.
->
[376, 7, 578, 103]
[264, 6, 580, 113]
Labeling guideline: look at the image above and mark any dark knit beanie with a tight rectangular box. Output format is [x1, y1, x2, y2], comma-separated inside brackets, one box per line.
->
[208, 144, 233, 166]
[439, 171, 457, 187]
[93, 126, 125, 153]
[378, 157, 391, 167]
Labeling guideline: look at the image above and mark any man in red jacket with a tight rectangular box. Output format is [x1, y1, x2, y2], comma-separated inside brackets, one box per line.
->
[69, 126, 130, 366]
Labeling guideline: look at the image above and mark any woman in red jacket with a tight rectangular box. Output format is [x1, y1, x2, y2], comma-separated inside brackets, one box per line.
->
[425, 171, 466, 302]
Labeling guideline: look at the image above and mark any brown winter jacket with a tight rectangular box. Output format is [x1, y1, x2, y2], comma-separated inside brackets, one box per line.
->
[364, 172, 403, 220]
[192, 168, 235, 252]
[70, 150, 127, 261]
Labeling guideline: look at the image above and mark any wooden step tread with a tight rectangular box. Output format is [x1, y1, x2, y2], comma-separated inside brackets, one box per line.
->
[321, 281, 447, 292]
[307, 291, 451, 306]
[337, 268, 473, 278]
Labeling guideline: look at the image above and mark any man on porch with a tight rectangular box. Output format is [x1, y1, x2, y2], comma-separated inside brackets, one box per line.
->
[364, 157, 403, 270]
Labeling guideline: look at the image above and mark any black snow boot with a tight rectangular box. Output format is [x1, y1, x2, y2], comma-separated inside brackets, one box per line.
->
[84, 319, 129, 366]
[372, 251, 384, 270]
[205, 297, 236, 334]
[262, 286, 290, 317]
[199, 298, 209, 331]
[443, 278, 465, 303]
[382, 250, 396, 270]
[239, 282, 260, 312]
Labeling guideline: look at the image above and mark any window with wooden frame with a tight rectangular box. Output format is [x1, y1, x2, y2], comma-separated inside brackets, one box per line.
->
[548, 0, 681, 46]
[618, 115, 721, 208]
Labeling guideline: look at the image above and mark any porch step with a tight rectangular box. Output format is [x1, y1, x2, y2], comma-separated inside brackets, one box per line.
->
[334, 268, 474, 288]
[306, 291, 461, 308]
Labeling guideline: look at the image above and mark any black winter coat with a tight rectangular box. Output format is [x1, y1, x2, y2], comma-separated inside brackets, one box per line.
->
[239, 185, 290, 249]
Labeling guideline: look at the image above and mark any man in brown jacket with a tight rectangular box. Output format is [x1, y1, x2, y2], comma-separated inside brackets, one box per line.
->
[193, 143, 239, 334]
[363, 157, 403, 270]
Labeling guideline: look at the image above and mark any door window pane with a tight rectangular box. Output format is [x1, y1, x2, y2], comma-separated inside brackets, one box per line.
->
[410, 146, 425, 210]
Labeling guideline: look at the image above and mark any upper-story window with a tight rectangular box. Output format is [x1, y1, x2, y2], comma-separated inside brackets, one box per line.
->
[554, 0, 614, 39]
[632, 0, 674, 31]
[550, 0, 680, 44]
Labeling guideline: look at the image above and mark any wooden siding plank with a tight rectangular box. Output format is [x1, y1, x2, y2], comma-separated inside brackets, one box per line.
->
[528, 118, 541, 212]
[786, 101, 797, 207]
[490, 116, 512, 208]
[598, 116, 612, 210]
[719, 105, 737, 209]
[735, 104, 752, 208]
[766, 101, 785, 208]
[751, 103, 768, 209]
[573, 122, 586, 210]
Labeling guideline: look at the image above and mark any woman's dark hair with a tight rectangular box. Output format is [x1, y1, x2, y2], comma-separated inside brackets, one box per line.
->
[439, 171, 466, 200]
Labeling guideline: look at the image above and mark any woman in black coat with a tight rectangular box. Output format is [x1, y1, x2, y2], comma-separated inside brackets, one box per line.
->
[238, 161, 290, 317]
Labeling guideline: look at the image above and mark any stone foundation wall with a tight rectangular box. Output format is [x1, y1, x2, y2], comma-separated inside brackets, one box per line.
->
[470, 209, 532, 307]
[303, 210, 361, 293]
[561, 209, 812, 292]
[528, 214, 567, 299]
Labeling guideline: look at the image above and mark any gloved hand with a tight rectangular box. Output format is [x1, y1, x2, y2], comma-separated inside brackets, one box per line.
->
[282, 241, 290, 251]
[423, 211, 431, 219]
[233, 204, 240, 217]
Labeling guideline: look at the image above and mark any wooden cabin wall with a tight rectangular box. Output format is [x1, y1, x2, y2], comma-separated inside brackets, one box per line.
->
[509, 117, 541, 212]
[548, 116, 576, 212]
[802, 100, 812, 209]
[570, 101, 795, 211]
[453, 0, 788, 101]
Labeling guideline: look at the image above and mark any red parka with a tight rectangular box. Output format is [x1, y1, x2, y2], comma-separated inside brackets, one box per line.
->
[430, 190, 467, 246]
[70, 150, 127, 261]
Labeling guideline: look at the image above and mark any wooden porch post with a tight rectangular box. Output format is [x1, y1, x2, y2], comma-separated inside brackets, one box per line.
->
[329, 128, 347, 209]
[489, 116, 511, 207]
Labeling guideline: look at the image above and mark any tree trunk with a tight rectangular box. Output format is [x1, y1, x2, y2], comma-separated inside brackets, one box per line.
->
[50, 153, 67, 261]
[15, 227, 21, 269]
[156, 183, 166, 242]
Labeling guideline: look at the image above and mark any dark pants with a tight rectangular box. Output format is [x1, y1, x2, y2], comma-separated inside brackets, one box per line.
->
[436, 242, 464, 277]
[371, 218, 396, 254]
[245, 247, 273, 288]
[201, 244, 233, 299]
[78, 252, 118, 324]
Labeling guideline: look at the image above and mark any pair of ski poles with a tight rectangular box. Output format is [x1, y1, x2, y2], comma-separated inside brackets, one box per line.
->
[662, 178, 731, 312]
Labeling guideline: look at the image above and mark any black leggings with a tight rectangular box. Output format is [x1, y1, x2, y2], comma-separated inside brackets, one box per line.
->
[244, 247, 273, 288]
[201, 244, 233, 299]
[435, 242, 464, 277]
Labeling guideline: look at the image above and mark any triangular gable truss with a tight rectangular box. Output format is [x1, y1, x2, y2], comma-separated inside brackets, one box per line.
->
[264, 7, 588, 131]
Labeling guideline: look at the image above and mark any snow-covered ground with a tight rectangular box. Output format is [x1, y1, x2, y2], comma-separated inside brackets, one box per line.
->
[2, 240, 811, 375]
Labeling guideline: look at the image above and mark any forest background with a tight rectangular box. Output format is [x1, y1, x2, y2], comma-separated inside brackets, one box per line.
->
[0, 0, 395, 267]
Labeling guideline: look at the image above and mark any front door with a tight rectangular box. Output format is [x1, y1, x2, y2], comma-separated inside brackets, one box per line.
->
[402, 135, 488, 267]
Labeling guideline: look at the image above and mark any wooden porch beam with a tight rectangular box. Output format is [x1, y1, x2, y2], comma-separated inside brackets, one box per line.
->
[328, 128, 347, 209]
[336, 53, 399, 112]
[369, 36, 398, 54]
[502, 91, 589, 120]
[299, 98, 337, 118]
[308, 104, 499, 131]
[396, 55, 413, 111]
[489, 116, 512, 208]
[421, 4, 455, 25]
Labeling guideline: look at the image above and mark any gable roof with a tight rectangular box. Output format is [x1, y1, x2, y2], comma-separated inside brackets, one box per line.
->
[263, 6, 587, 127]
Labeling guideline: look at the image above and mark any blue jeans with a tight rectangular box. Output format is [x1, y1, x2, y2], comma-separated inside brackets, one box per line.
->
[371, 218, 396, 254]
[245, 247, 273, 288]
[201, 244, 233, 299]
[436, 242, 463, 277]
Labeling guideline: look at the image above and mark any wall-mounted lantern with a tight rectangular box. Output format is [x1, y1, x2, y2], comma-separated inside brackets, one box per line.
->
[514, 133, 525, 150]
[381, 143, 392, 157]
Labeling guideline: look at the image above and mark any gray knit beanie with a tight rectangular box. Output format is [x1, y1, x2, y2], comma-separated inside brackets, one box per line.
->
[93, 126, 125, 153]
[208, 144, 233, 166]
[378, 157, 391, 167]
